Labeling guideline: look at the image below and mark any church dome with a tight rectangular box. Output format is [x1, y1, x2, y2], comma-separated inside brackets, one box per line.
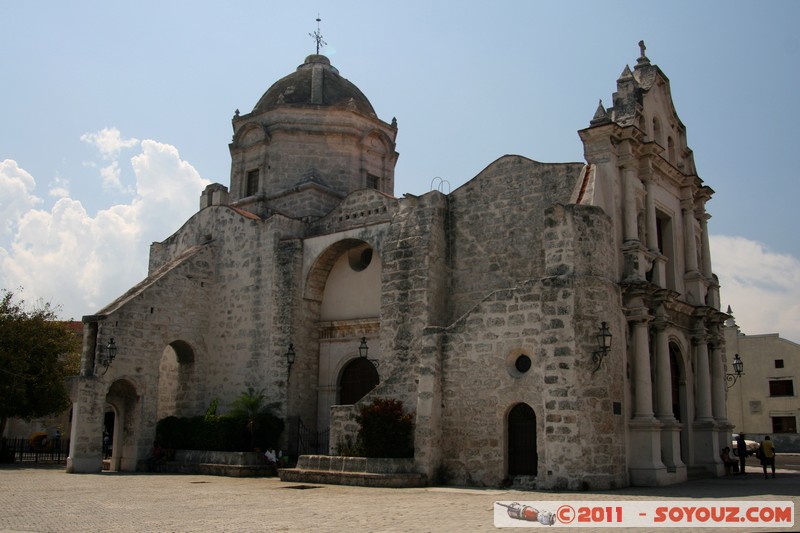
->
[253, 54, 376, 116]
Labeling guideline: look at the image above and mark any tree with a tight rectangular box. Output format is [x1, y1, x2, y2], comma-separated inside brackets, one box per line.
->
[228, 387, 281, 451]
[0, 289, 81, 437]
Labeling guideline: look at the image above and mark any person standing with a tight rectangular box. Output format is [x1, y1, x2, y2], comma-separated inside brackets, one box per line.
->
[736, 434, 747, 475]
[759, 435, 776, 479]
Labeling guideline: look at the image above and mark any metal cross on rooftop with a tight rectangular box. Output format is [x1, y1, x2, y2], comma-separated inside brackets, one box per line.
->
[309, 14, 327, 55]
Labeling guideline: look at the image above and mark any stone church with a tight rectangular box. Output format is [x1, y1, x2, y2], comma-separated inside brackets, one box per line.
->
[68, 42, 732, 489]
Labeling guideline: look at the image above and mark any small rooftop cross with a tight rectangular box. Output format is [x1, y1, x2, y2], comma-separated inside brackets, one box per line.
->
[309, 14, 327, 55]
[638, 40, 646, 58]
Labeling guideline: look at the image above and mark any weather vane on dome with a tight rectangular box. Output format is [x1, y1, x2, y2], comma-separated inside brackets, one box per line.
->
[309, 14, 326, 55]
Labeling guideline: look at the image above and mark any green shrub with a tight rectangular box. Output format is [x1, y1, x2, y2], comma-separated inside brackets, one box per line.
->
[355, 398, 414, 458]
[155, 393, 284, 452]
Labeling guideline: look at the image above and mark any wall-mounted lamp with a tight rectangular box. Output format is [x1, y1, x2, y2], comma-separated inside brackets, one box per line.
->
[359, 337, 379, 368]
[725, 353, 744, 390]
[591, 322, 612, 374]
[98, 338, 117, 375]
[286, 343, 296, 375]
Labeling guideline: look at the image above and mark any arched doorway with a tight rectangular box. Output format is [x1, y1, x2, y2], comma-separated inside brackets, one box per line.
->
[339, 358, 379, 405]
[508, 403, 537, 476]
[669, 343, 688, 463]
[105, 379, 139, 472]
[669, 345, 681, 422]
[103, 410, 115, 461]
[306, 238, 382, 431]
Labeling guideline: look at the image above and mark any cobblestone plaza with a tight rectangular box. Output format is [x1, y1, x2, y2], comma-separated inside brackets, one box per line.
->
[1, 465, 797, 532]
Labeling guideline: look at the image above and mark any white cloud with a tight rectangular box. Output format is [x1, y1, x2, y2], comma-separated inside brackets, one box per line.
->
[48, 176, 71, 199]
[0, 136, 209, 320]
[711, 235, 800, 344]
[99, 161, 127, 192]
[80, 127, 139, 159]
[132, 140, 203, 213]
[0, 160, 43, 235]
[80, 128, 140, 193]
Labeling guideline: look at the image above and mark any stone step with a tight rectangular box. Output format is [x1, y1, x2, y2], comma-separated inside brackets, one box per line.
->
[279, 467, 426, 488]
[280, 454, 427, 488]
[161, 461, 277, 477]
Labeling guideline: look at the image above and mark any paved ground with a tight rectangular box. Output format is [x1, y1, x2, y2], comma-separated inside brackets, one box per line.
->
[0, 462, 798, 532]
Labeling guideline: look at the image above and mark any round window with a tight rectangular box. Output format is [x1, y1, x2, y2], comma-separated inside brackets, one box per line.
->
[348, 247, 373, 272]
[515, 354, 532, 374]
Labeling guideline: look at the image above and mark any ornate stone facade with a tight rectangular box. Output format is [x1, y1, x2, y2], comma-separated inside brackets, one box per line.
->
[68, 46, 730, 489]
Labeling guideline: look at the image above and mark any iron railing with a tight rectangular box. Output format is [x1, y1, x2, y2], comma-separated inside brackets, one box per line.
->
[297, 420, 329, 456]
[1, 438, 69, 464]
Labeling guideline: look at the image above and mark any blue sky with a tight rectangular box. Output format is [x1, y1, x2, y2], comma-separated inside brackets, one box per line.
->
[2, 1, 799, 343]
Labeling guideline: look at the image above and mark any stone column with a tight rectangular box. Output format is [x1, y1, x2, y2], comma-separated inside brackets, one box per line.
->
[682, 195, 705, 305]
[631, 312, 654, 420]
[623, 169, 639, 242]
[644, 177, 666, 286]
[627, 303, 667, 485]
[644, 177, 659, 252]
[693, 333, 713, 422]
[653, 319, 672, 420]
[699, 212, 713, 279]
[691, 324, 722, 474]
[653, 314, 686, 478]
[79, 321, 99, 377]
[709, 341, 727, 422]
[681, 196, 699, 274]
[66, 377, 105, 473]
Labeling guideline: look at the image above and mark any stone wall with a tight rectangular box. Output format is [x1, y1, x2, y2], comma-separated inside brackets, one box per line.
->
[435, 202, 626, 490]
[329, 404, 360, 454]
[77, 207, 310, 469]
[448, 156, 585, 322]
[373, 191, 450, 408]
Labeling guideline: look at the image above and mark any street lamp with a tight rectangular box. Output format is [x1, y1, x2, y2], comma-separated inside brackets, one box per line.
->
[726, 353, 744, 390]
[359, 337, 379, 368]
[286, 343, 296, 376]
[99, 338, 117, 375]
[591, 322, 612, 374]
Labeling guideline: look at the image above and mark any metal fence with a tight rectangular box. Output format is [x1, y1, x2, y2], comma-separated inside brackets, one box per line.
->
[297, 420, 329, 456]
[1, 438, 69, 464]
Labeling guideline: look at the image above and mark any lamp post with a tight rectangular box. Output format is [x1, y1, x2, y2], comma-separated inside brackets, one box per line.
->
[99, 338, 117, 375]
[725, 353, 744, 390]
[591, 322, 612, 374]
[359, 337, 379, 368]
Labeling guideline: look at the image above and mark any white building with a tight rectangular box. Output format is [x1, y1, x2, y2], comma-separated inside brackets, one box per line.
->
[725, 309, 800, 451]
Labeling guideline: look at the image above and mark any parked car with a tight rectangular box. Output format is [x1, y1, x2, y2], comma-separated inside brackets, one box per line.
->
[732, 436, 760, 457]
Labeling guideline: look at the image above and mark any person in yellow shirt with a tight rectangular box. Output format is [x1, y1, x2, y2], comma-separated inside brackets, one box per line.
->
[758, 435, 776, 479]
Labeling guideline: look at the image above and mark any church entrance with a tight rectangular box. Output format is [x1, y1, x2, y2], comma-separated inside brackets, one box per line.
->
[508, 403, 537, 476]
[103, 410, 115, 461]
[338, 358, 379, 405]
[669, 343, 688, 463]
[104, 379, 139, 472]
